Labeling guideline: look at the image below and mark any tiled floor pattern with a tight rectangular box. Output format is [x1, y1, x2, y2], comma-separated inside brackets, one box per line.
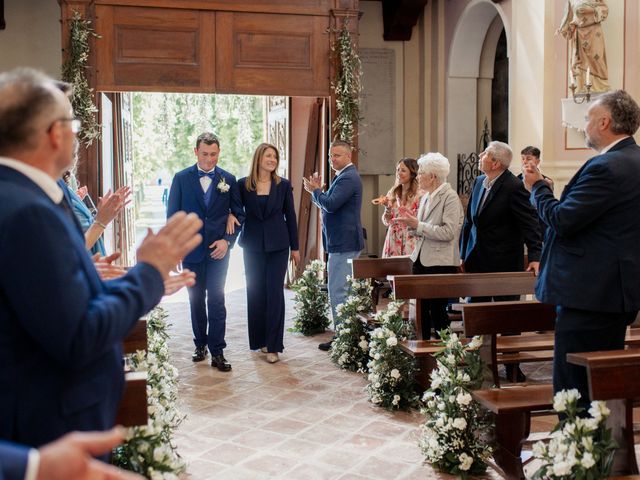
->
[163, 289, 554, 479]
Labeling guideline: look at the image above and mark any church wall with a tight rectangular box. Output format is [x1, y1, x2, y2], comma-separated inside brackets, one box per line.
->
[0, 0, 61, 77]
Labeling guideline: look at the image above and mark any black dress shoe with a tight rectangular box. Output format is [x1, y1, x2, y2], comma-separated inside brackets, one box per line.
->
[318, 340, 333, 351]
[192, 346, 208, 362]
[211, 354, 232, 372]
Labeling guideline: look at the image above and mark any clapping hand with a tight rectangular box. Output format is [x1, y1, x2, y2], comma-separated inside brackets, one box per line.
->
[302, 172, 323, 194]
[92, 252, 126, 280]
[137, 212, 203, 280]
[95, 186, 132, 227]
[164, 269, 196, 295]
[394, 206, 419, 230]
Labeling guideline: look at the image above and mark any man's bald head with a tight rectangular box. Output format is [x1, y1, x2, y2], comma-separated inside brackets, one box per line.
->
[0, 68, 71, 156]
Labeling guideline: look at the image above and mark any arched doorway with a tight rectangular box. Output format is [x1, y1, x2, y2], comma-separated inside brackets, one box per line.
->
[446, 0, 509, 186]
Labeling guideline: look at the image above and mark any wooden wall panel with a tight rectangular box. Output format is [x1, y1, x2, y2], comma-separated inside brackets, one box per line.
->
[216, 12, 330, 97]
[95, 5, 215, 92]
[95, 0, 330, 16]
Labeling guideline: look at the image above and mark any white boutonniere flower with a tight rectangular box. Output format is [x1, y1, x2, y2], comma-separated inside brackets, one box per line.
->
[217, 178, 230, 193]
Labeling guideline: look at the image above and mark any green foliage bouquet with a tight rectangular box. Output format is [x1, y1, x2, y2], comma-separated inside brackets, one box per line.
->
[290, 260, 331, 336]
[366, 300, 418, 410]
[112, 307, 186, 479]
[531, 389, 616, 480]
[330, 276, 374, 372]
[419, 330, 491, 478]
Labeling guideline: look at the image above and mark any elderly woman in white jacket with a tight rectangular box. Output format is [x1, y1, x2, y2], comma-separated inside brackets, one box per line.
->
[396, 152, 464, 339]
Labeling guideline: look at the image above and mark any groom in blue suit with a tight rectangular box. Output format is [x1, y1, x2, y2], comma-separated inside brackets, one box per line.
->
[167, 133, 244, 371]
[524, 90, 640, 407]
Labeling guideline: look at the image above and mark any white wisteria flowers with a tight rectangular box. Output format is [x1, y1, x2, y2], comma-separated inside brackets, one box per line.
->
[531, 389, 617, 480]
[330, 276, 374, 373]
[419, 329, 491, 478]
[290, 260, 330, 336]
[365, 300, 417, 410]
[112, 307, 186, 478]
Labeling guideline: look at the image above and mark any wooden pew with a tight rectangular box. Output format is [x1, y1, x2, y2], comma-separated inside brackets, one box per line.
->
[115, 371, 148, 427]
[116, 319, 149, 427]
[567, 350, 640, 476]
[461, 301, 556, 386]
[472, 384, 554, 480]
[390, 271, 537, 339]
[350, 256, 413, 308]
[123, 319, 147, 354]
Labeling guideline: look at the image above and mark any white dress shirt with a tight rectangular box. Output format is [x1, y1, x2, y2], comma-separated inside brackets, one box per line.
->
[198, 166, 216, 193]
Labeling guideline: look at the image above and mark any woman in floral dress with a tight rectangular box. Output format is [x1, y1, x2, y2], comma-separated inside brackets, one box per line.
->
[381, 158, 422, 257]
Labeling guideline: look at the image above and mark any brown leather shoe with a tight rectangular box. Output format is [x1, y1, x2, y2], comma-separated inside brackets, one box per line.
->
[211, 354, 232, 372]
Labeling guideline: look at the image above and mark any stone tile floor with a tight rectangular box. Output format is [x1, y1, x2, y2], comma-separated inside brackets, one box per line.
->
[162, 289, 555, 479]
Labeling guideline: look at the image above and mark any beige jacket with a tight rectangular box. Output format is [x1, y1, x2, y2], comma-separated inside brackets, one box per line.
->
[410, 183, 464, 267]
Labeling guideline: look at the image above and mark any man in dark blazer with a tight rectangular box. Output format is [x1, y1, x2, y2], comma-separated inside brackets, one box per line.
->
[303, 139, 364, 351]
[524, 90, 640, 407]
[460, 140, 542, 277]
[0, 69, 202, 449]
[167, 133, 244, 371]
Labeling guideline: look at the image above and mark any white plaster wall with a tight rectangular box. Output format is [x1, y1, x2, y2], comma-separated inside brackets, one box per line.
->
[0, 0, 61, 77]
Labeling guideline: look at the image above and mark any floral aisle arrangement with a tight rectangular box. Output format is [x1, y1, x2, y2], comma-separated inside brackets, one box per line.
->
[329, 276, 374, 372]
[112, 307, 186, 479]
[419, 330, 492, 478]
[290, 260, 331, 336]
[531, 389, 616, 479]
[366, 300, 418, 410]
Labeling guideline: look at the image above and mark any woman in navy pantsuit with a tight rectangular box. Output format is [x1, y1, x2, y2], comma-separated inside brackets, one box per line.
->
[236, 143, 299, 363]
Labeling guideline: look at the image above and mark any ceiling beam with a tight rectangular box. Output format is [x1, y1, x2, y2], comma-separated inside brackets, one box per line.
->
[381, 0, 428, 41]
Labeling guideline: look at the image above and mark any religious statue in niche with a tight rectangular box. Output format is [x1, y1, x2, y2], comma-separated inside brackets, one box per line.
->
[557, 0, 610, 93]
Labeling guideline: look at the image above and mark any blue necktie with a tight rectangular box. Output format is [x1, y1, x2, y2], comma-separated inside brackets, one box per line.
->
[199, 170, 216, 206]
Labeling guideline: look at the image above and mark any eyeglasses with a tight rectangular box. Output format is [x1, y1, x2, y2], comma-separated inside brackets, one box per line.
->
[48, 117, 82, 134]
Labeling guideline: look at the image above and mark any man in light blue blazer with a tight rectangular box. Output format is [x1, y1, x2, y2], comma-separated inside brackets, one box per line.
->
[167, 133, 244, 371]
[524, 90, 640, 408]
[303, 140, 364, 351]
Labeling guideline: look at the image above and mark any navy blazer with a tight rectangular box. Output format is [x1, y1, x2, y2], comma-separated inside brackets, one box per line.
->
[460, 169, 542, 272]
[311, 164, 364, 253]
[237, 177, 299, 252]
[533, 136, 640, 314]
[167, 164, 244, 263]
[0, 166, 164, 447]
[0, 442, 28, 480]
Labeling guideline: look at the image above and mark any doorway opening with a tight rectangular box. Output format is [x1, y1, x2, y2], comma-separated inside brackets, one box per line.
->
[130, 92, 265, 295]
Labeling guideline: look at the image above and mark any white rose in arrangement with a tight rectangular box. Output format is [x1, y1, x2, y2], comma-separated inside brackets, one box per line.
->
[581, 452, 596, 469]
[458, 452, 473, 471]
[392, 394, 400, 405]
[358, 339, 369, 350]
[552, 461, 572, 476]
[456, 392, 472, 406]
[386, 336, 398, 347]
[588, 400, 610, 421]
[452, 417, 467, 430]
[390, 369, 401, 379]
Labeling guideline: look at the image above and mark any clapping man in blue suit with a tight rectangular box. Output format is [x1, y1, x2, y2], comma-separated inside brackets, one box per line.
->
[167, 133, 244, 371]
[0, 69, 202, 449]
[524, 90, 640, 408]
[303, 140, 364, 351]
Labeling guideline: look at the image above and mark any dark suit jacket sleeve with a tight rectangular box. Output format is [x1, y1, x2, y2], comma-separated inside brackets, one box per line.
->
[284, 181, 299, 250]
[166, 175, 181, 218]
[532, 161, 617, 238]
[459, 179, 479, 260]
[1, 205, 164, 368]
[510, 182, 542, 261]
[0, 442, 28, 480]
[311, 174, 356, 213]
[224, 177, 244, 245]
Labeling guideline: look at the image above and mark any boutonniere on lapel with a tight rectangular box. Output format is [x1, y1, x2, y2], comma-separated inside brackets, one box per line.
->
[217, 177, 230, 193]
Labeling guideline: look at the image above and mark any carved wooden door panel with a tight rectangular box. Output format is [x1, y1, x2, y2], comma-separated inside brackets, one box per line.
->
[266, 96, 290, 177]
[112, 92, 136, 266]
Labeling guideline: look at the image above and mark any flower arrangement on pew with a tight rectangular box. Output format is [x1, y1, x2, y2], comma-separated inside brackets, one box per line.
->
[289, 260, 331, 336]
[531, 389, 616, 480]
[419, 329, 491, 478]
[112, 307, 186, 479]
[366, 300, 417, 410]
[330, 276, 374, 373]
